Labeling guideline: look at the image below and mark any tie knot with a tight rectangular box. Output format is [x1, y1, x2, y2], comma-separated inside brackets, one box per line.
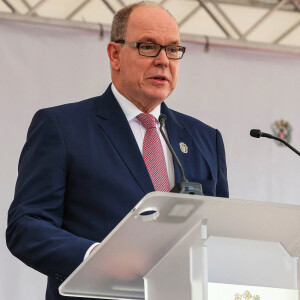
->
[137, 113, 157, 129]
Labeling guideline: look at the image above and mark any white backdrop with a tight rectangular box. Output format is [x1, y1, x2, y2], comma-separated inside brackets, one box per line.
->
[1, 19, 300, 300]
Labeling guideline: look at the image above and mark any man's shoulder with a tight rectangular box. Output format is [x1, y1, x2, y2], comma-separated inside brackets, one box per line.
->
[38, 86, 114, 121]
[42, 85, 112, 115]
[44, 96, 100, 115]
[27, 96, 103, 135]
[168, 108, 217, 134]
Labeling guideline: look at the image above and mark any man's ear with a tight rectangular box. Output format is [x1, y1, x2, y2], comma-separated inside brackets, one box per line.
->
[107, 42, 121, 71]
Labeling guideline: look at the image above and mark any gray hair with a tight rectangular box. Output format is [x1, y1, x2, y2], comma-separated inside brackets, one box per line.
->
[110, 1, 176, 41]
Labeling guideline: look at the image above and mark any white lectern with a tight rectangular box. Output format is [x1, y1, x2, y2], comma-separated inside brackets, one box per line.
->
[59, 192, 300, 300]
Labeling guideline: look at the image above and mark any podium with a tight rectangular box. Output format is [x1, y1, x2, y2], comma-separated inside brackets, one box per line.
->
[59, 192, 300, 300]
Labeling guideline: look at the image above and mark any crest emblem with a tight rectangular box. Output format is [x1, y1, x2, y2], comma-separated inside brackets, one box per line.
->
[179, 142, 188, 153]
[233, 290, 260, 300]
[271, 119, 292, 145]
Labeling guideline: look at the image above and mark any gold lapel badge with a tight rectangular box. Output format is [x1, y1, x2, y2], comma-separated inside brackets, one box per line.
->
[179, 142, 188, 153]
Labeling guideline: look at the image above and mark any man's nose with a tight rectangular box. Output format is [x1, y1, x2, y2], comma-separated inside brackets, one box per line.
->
[153, 48, 169, 67]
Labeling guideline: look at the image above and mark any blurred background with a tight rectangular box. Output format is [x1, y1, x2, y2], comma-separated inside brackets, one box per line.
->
[1, 0, 300, 299]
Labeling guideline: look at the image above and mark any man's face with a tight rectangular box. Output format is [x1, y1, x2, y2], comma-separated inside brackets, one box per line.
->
[111, 6, 180, 112]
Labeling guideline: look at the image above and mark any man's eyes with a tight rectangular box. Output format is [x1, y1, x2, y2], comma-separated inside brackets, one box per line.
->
[168, 46, 178, 53]
[140, 44, 179, 51]
[140, 44, 157, 50]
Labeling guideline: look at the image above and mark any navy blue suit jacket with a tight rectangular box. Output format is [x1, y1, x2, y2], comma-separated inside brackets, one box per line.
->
[6, 85, 228, 300]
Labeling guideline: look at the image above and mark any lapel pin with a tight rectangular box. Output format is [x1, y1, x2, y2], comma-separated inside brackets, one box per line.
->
[179, 142, 188, 154]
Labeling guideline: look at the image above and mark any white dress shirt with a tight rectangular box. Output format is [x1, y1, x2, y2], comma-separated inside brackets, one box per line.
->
[111, 84, 175, 188]
[84, 84, 175, 259]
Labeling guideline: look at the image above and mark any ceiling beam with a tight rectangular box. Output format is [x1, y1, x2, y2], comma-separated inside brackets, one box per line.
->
[20, 0, 39, 17]
[1, 11, 300, 56]
[241, 0, 288, 39]
[183, 33, 300, 55]
[273, 0, 300, 44]
[2, 0, 18, 13]
[210, 0, 243, 38]
[20, 0, 31, 10]
[0, 12, 111, 32]
[25, 0, 48, 16]
[178, 5, 201, 27]
[66, 0, 93, 20]
[197, 0, 231, 38]
[101, 0, 116, 15]
[116, 0, 126, 7]
[273, 19, 300, 44]
[291, 0, 300, 11]
[205, 0, 294, 11]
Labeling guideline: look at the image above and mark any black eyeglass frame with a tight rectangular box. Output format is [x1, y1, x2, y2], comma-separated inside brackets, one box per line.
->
[115, 40, 186, 60]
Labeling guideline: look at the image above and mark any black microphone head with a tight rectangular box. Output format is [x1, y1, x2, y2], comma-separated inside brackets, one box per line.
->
[250, 129, 262, 138]
[159, 114, 167, 125]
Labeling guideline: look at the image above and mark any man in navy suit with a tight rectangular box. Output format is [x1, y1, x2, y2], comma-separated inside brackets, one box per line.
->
[6, 2, 228, 300]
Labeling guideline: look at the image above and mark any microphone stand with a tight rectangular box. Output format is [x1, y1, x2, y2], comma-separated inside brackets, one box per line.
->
[159, 114, 203, 195]
[250, 129, 300, 157]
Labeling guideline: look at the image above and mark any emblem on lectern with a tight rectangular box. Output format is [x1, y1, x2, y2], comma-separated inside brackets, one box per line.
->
[234, 291, 260, 300]
[243, 291, 252, 300]
[235, 293, 242, 300]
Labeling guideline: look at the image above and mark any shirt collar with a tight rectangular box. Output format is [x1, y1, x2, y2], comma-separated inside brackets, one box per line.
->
[111, 83, 161, 122]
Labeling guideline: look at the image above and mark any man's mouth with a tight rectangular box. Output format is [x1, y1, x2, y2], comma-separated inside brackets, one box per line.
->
[150, 75, 168, 81]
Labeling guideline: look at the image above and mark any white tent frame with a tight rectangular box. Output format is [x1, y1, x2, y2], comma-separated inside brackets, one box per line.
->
[1, 0, 300, 55]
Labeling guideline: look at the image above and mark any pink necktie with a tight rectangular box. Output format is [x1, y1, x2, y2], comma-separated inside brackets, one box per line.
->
[137, 113, 170, 192]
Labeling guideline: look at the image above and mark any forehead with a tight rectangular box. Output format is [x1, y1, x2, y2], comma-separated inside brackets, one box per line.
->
[126, 6, 180, 44]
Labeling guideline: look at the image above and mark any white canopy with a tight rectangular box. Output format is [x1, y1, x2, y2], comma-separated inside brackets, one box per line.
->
[1, 0, 300, 54]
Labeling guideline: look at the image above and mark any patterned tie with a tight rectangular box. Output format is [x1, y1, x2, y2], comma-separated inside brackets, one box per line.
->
[137, 113, 170, 192]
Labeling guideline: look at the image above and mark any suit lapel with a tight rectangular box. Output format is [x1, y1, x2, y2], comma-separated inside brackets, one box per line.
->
[161, 103, 190, 184]
[95, 86, 154, 194]
[161, 103, 213, 184]
[95, 87, 212, 193]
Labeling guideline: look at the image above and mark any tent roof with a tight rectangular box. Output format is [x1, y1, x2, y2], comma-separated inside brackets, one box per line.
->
[1, 0, 300, 54]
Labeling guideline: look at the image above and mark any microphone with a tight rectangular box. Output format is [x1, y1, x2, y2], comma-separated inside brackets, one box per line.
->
[250, 129, 300, 157]
[159, 114, 203, 195]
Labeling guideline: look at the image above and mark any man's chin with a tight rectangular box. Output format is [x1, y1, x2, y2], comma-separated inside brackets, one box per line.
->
[138, 93, 168, 112]
[146, 89, 171, 103]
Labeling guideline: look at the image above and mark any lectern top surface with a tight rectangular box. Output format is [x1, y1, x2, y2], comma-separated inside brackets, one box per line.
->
[59, 192, 300, 299]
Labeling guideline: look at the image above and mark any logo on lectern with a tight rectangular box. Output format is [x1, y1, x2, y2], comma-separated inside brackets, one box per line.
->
[234, 290, 260, 300]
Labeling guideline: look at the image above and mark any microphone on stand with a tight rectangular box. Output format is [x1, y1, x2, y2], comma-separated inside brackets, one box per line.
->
[159, 114, 203, 195]
[250, 129, 300, 157]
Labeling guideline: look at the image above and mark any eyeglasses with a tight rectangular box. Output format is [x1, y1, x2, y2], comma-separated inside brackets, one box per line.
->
[115, 40, 186, 60]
